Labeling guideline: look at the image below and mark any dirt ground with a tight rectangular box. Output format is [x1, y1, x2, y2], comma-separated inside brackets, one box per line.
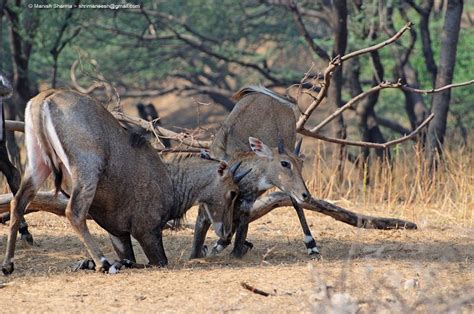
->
[0, 203, 472, 313]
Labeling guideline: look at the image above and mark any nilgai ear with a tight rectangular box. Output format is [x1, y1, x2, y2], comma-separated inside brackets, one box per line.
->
[200, 149, 212, 160]
[249, 137, 273, 159]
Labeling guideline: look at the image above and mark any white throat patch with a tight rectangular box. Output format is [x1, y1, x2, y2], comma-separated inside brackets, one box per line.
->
[257, 177, 273, 191]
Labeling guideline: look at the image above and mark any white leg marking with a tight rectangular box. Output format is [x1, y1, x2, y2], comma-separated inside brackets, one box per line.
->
[108, 264, 119, 274]
[212, 243, 225, 253]
[304, 235, 314, 243]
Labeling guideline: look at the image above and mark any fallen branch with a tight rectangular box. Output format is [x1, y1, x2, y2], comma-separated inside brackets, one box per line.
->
[240, 282, 274, 297]
[250, 192, 417, 229]
[0, 191, 417, 230]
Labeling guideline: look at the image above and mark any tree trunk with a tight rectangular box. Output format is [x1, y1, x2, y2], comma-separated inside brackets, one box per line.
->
[5, 2, 39, 115]
[419, 0, 438, 86]
[426, 0, 463, 166]
[328, 0, 348, 183]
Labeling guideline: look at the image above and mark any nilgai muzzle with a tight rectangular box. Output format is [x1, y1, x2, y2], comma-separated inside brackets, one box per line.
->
[2, 89, 250, 275]
[190, 86, 319, 259]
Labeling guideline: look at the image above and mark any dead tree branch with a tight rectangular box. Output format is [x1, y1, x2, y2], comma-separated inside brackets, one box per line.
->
[5, 78, 472, 149]
[308, 79, 474, 134]
[70, 59, 106, 94]
[5, 112, 211, 149]
[250, 192, 417, 229]
[240, 282, 274, 297]
[0, 191, 417, 230]
[296, 22, 413, 131]
[111, 112, 211, 148]
[299, 114, 433, 149]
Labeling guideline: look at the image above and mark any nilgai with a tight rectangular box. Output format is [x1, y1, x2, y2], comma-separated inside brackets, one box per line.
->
[2, 89, 250, 275]
[0, 72, 33, 243]
[190, 86, 319, 258]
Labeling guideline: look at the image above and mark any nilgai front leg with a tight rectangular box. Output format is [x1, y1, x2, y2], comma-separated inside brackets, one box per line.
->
[291, 198, 320, 256]
[190, 205, 211, 259]
[134, 226, 168, 267]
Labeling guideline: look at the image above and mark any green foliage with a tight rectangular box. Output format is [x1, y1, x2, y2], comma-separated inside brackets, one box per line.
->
[0, 0, 472, 134]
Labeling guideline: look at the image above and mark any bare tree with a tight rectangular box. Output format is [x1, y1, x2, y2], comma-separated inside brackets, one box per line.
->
[426, 0, 464, 166]
[50, 0, 81, 88]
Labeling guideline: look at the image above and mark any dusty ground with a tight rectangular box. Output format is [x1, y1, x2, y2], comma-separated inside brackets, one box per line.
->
[0, 204, 472, 313]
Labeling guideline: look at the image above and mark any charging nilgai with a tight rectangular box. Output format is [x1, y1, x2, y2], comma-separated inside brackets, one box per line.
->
[2, 89, 249, 275]
[190, 86, 319, 258]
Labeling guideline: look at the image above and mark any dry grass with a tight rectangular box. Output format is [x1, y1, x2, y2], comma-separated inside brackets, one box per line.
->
[0, 142, 472, 313]
[305, 142, 473, 228]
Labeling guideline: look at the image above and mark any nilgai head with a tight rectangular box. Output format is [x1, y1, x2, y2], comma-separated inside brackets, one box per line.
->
[199, 159, 251, 239]
[249, 136, 310, 204]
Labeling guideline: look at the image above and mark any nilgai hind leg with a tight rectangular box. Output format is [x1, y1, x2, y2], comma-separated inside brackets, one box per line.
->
[64, 171, 114, 272]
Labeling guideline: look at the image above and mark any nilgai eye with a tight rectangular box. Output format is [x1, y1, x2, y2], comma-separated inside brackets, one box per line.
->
[281, 161, 290, 168]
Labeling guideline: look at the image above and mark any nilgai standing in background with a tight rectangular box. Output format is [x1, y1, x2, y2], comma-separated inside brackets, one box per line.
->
[191, 86, 319, 259]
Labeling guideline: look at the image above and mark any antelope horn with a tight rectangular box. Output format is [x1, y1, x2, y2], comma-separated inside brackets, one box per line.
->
[234, 168, 252, 184]
[278, 138, 285, 154]
[294, 138, 303, 156]
[229, 161, 242, 175]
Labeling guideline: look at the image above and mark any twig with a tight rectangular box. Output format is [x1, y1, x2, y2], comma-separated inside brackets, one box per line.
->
[240, 282, 274, 297]
[112, 112, 211, 148]
[299, 113, 433, 149]
[401, 79, 474, 94]
[340, 22, 413, 62]
[5, 112, 212, 149]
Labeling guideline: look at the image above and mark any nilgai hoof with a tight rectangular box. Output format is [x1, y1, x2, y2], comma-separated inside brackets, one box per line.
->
[2, 262, 14, 276]
[305, 239, 321, 257]
[98, 260, 112, 273]
[231, 241, 253, 258]
[202, 245, 209, 257]
[72, 259, 96, 272]
[211, 239, 232, 256]
[108, 261, 122, 274]
[20, 233, 34, 246]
